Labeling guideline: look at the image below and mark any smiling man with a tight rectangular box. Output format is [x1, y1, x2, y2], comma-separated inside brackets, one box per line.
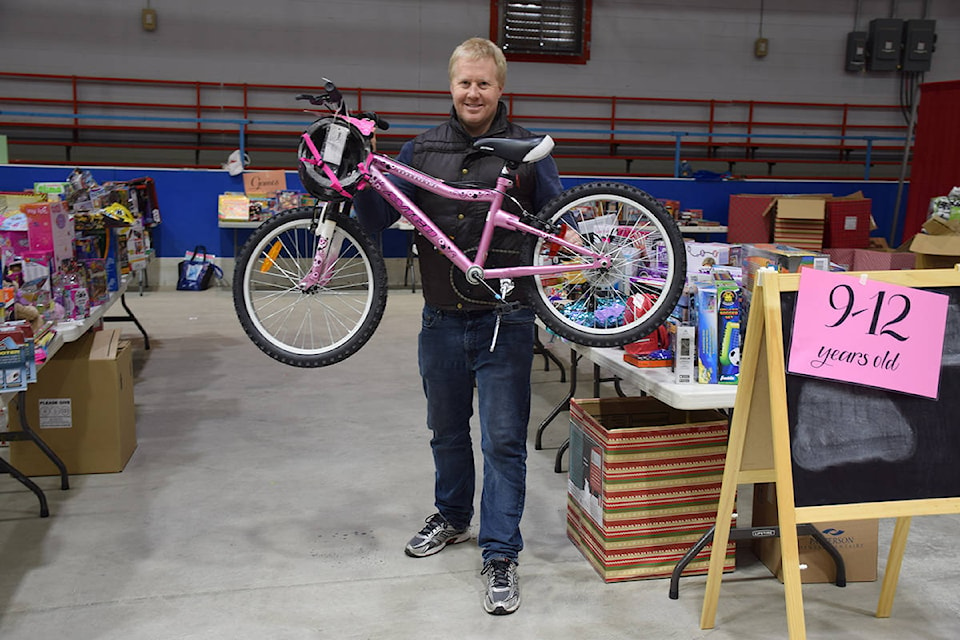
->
[449, 44, 504, 137]
[353, 37, 562, 615]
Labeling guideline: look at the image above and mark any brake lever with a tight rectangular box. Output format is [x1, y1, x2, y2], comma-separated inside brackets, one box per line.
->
[358, 111, 391, 131]
[296, 94, 329, 106]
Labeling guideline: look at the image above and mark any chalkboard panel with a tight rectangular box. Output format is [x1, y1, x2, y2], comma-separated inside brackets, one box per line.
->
[781, 286, 960, 508]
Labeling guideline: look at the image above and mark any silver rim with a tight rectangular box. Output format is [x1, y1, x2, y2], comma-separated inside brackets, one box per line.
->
[241, 217, 376, 356]
[531, 192, 679, 337]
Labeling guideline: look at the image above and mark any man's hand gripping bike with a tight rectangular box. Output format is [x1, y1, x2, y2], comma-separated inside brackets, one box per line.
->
[233, 81, 686, 367]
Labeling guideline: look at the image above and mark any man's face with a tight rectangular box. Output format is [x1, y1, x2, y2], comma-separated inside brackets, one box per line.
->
[450, 56, 503, 138]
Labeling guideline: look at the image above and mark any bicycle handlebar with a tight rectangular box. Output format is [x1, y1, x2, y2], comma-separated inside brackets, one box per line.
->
[296, 79, 390, 131]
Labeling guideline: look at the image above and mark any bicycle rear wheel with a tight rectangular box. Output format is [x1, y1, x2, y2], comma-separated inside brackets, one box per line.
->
[523, 182, 686, 347]
[233, 206, 388, 367]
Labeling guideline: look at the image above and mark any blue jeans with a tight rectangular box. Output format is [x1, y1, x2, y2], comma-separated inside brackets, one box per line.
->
[418, 304, 535, 563]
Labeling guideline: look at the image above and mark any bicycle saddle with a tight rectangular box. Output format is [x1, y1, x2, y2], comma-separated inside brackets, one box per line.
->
[473, 135, 555, 165]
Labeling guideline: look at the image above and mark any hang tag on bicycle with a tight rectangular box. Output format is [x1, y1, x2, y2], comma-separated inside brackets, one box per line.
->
[322, 122, 349, 169]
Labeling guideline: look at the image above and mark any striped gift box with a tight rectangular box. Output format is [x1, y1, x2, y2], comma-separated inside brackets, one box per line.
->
[567, 496, 736, 582]
[566, 396, 735, 581]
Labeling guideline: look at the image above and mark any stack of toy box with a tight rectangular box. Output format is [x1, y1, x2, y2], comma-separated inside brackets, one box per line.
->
[689, 271, 741, 385]
[566, 396, 736, 582]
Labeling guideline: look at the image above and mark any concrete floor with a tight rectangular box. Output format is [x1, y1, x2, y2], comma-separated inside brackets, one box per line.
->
[1, 288, 958, 639]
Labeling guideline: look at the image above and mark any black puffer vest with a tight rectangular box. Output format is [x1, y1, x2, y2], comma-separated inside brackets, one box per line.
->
[410, 104, 539, 310]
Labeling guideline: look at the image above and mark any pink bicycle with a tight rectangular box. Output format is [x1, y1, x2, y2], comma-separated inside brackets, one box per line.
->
[234, 81, 686, 367]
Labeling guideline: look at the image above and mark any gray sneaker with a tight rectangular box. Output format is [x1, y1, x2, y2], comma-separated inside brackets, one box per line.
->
[404, 513, 470, 558]
[481, 558, 520, 615]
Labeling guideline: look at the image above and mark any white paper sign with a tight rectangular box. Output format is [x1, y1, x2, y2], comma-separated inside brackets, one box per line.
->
[39, 398, 72, 429]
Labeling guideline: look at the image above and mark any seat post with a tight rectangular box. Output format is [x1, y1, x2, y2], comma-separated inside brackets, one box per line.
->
[497, 163, 518, 188]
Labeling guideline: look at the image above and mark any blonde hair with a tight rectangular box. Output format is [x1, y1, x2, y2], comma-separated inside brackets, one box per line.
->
[448, 37, 507, 88]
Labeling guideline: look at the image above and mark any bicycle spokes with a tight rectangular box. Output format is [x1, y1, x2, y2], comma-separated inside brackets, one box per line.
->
[234, 208, 388, 366]
[528, 183, 685, 346]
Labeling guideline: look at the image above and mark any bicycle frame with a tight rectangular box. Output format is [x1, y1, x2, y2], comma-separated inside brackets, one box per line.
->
[298, 135, 611, 291]
[363, 154, 610, 280]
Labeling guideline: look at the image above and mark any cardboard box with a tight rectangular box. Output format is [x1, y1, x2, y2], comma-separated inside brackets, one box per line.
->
[566, 496, 735, 583]
[728, 194, 775, 244]
[824, 247, 855, 270]
[825, 247, 916, 271]
[921, 215, 960, 236]
[908, 233, 960, 269]
[566, 396, 735, 582]
[767, 197, 826, 251]
[568, 396, 730, 524]
[732, 194, 868, 252]
[9, 329, 137, 475]
[751, 483, 878, 583]
[851, 248, 916, 271]
[824, 197, 872, 249]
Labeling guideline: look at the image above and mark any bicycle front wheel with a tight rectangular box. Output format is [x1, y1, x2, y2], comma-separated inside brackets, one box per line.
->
[524, 182, 686, 347]
[233, 206, 388, 367]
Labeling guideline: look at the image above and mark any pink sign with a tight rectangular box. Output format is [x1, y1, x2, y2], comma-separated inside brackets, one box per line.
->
[787, 268, 948, 399]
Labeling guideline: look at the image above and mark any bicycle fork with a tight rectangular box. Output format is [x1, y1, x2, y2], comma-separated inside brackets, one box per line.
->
[297, 212, 340, 290]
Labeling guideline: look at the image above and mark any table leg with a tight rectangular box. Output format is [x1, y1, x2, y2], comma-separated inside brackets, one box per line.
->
[104, 293, 151, 350]
[0, 457, 49, 517]
[534, 334, 566, 382]
[535, 349, 578, 450]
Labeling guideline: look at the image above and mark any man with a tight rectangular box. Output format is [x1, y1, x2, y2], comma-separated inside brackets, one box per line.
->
[355, 37, 562, 615]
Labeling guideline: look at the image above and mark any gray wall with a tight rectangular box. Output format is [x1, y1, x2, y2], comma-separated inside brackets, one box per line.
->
[3, 0, 958, 103]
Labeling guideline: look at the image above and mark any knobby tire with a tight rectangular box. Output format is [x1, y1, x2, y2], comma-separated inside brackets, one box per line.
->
[233, 206, 388, 367]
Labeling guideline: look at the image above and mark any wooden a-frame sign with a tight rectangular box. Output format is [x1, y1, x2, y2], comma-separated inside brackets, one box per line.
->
[698, 267, 960, 639]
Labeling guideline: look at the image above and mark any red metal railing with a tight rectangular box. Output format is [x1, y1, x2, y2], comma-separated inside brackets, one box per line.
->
[0, 71, 910, 179]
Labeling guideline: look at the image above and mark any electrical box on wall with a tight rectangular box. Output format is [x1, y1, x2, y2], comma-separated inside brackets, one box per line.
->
[866, 18, 902, 71]
[754, 37, 769, 58]
[142, 8, 157, 32]
[901, 19, 936, 72]
[845, 31, 868, 72]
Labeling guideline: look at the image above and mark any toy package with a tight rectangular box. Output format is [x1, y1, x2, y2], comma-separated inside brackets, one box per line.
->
[0, 321, 36, 392]
[62, 284, 90, 320]
[714, 271, 741, 385]
[218, 193, 250, 221]
[277, 190, 301, 211]
[667, 320, 696, 384]
[741, 243, 829, 296]
[74, 235, 101, 260]
[21, 201, 76, 268]
[83, 259, 109, 306]
[692, 281, 718, 384]
[685, 241, 733, 275]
